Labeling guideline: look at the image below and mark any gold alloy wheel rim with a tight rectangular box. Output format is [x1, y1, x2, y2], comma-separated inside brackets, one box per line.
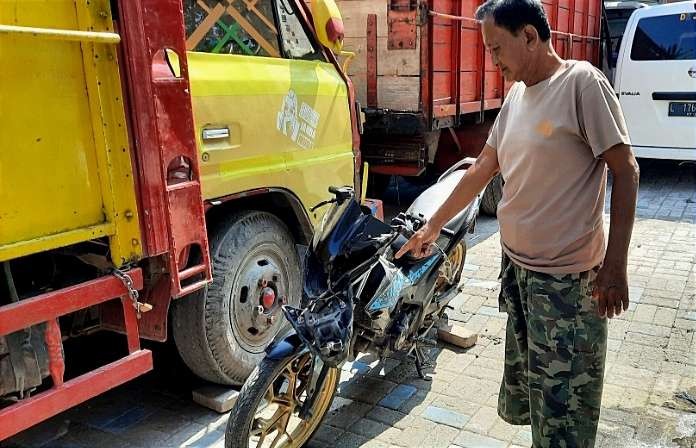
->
[248, 353, 338, 448]
[436, 242, 465, 290]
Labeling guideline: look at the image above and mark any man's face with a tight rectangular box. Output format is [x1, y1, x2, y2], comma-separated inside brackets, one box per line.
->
[481, 19, 532, 82]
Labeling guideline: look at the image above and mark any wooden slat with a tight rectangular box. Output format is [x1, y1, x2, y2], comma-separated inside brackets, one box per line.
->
[343, 36, 420, 76]
[378, 76, 420, 110]
[241, 0, 278, 35]
[434, 103, 457, 117]
[338, 0, 389, 38]
[186, 3, 225, 50]
[225, 4, 280, 57]
[458, 71, 478, 102]
[460, 101, 482, 114]
[484, 72, 502, 99]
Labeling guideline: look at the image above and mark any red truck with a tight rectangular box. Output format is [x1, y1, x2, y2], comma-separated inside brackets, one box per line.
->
[339, 0, 602, 213]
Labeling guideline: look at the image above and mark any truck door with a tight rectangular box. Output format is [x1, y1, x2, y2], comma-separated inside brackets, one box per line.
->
[181, 0, 354, 206]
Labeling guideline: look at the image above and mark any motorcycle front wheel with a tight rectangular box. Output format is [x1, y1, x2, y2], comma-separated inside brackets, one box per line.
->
[225, 352, 340, 448]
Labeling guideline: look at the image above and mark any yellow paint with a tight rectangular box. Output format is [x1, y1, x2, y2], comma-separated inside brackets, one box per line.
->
[311, 0, 344, 53]
[1, 1, 354, 265]
[0, 24, 121, 44]
[0, 224, 115, 263]
[0, 0, 142, 265]
[361, 162, 369, 203]
[187, 52, 354, 226]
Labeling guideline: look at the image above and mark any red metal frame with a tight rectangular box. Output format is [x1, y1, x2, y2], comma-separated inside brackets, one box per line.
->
[387, 0, 419, 50]
[422, 0, 601, 131]
[366, 14, 378, 107]
[371, 164, 426, 176]
[118, 0, 212, 298]
[423, 0, 434, 125]
[0, 269, 151, 441]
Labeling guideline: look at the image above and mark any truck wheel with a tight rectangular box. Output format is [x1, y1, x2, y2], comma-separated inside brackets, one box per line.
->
[480, 174, 503, 216]
[172, 211, 301, 385]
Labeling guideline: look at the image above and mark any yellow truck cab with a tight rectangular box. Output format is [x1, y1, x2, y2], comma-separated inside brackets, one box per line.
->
[171, 0, 360, 385]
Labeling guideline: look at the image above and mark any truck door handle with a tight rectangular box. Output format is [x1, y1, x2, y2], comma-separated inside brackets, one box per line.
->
[202, 127, 230, 141]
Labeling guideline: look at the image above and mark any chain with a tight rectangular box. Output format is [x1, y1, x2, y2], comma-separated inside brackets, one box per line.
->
[112, 267, 142, 319]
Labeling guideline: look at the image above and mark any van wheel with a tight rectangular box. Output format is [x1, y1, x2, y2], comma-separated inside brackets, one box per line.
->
[172, 211, 301, 385]
[480, 174, 503, 216]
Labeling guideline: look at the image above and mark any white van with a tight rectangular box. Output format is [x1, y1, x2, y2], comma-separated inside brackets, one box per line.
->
[604, 1, 647, 84]
[614, 1, 696, 161]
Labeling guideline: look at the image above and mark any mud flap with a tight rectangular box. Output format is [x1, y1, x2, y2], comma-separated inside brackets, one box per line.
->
[1, 324, 50, 398]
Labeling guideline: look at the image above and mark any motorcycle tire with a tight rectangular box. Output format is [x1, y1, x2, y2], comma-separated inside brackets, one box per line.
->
[225, 352, 340, 448]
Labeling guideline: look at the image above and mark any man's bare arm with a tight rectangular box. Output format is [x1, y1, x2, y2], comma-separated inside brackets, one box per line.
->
[593, 143, 640, 318]
[396, 145, 500, 259]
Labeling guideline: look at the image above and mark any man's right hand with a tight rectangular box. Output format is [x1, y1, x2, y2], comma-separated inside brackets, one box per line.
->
[394, 223, 441, 259]
[394, 145, 500, 260]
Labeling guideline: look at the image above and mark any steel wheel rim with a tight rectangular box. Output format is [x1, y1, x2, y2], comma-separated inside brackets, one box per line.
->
[436, 242, 465, 290]
[229, 243, 292, 353]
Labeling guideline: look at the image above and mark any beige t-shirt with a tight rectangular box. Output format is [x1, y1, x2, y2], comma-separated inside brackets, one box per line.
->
[486, 60, 630, 274]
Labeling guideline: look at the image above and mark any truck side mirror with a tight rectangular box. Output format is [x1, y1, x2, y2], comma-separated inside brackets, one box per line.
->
[311, 0, 344, 53]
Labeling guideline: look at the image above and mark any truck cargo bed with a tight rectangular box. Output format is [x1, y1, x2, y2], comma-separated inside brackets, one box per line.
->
[0, 1, 142, 266]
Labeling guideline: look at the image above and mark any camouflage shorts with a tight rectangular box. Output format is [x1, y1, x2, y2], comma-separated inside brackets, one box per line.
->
[497, 254, 607, 448]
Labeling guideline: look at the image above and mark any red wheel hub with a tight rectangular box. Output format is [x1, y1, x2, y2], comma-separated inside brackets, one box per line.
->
[261, 287, 276, 310]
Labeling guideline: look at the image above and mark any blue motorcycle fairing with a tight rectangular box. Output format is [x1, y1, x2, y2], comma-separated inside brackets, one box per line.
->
[265, 330, 309, 361]
[366, 255, 439, 313]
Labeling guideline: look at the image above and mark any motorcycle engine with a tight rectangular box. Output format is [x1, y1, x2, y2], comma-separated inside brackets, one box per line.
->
[388, 310, 414, 351]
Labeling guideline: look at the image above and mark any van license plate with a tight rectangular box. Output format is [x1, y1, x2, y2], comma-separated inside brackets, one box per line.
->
[668, 102, 696, 117]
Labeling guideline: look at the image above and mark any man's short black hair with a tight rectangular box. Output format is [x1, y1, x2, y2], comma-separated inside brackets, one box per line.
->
[475, 0, 552, 42]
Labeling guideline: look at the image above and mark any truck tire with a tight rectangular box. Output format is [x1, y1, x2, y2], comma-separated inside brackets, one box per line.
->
[172, 211, 301, 385]
[480, 174, 503, 216]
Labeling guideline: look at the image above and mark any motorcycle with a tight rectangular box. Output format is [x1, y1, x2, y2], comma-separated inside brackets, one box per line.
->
[225, 159, 481, 448]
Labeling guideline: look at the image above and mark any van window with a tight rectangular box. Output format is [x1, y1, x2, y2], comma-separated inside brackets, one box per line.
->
[631, 13, 696, 61]
[183, 0, 281, 58]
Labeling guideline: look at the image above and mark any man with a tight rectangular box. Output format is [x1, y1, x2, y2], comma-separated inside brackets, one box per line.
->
[395, 0, 640, 446]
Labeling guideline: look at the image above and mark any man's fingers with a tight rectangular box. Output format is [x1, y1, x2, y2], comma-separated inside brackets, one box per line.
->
[596, 286, 607, 317]
[610, 289, 621, 318]
[622, 293, 630, 311]
[395, 238, 415, 259]
[606, 294, 615, 319]
[613, 290, 624, 317]
[591, 285, 599, 300]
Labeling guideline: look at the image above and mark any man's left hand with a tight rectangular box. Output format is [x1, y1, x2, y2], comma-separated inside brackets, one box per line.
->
[592, 261, 629, 319]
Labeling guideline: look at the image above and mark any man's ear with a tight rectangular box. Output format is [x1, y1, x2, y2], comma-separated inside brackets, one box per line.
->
[523, 24, 539, 50]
